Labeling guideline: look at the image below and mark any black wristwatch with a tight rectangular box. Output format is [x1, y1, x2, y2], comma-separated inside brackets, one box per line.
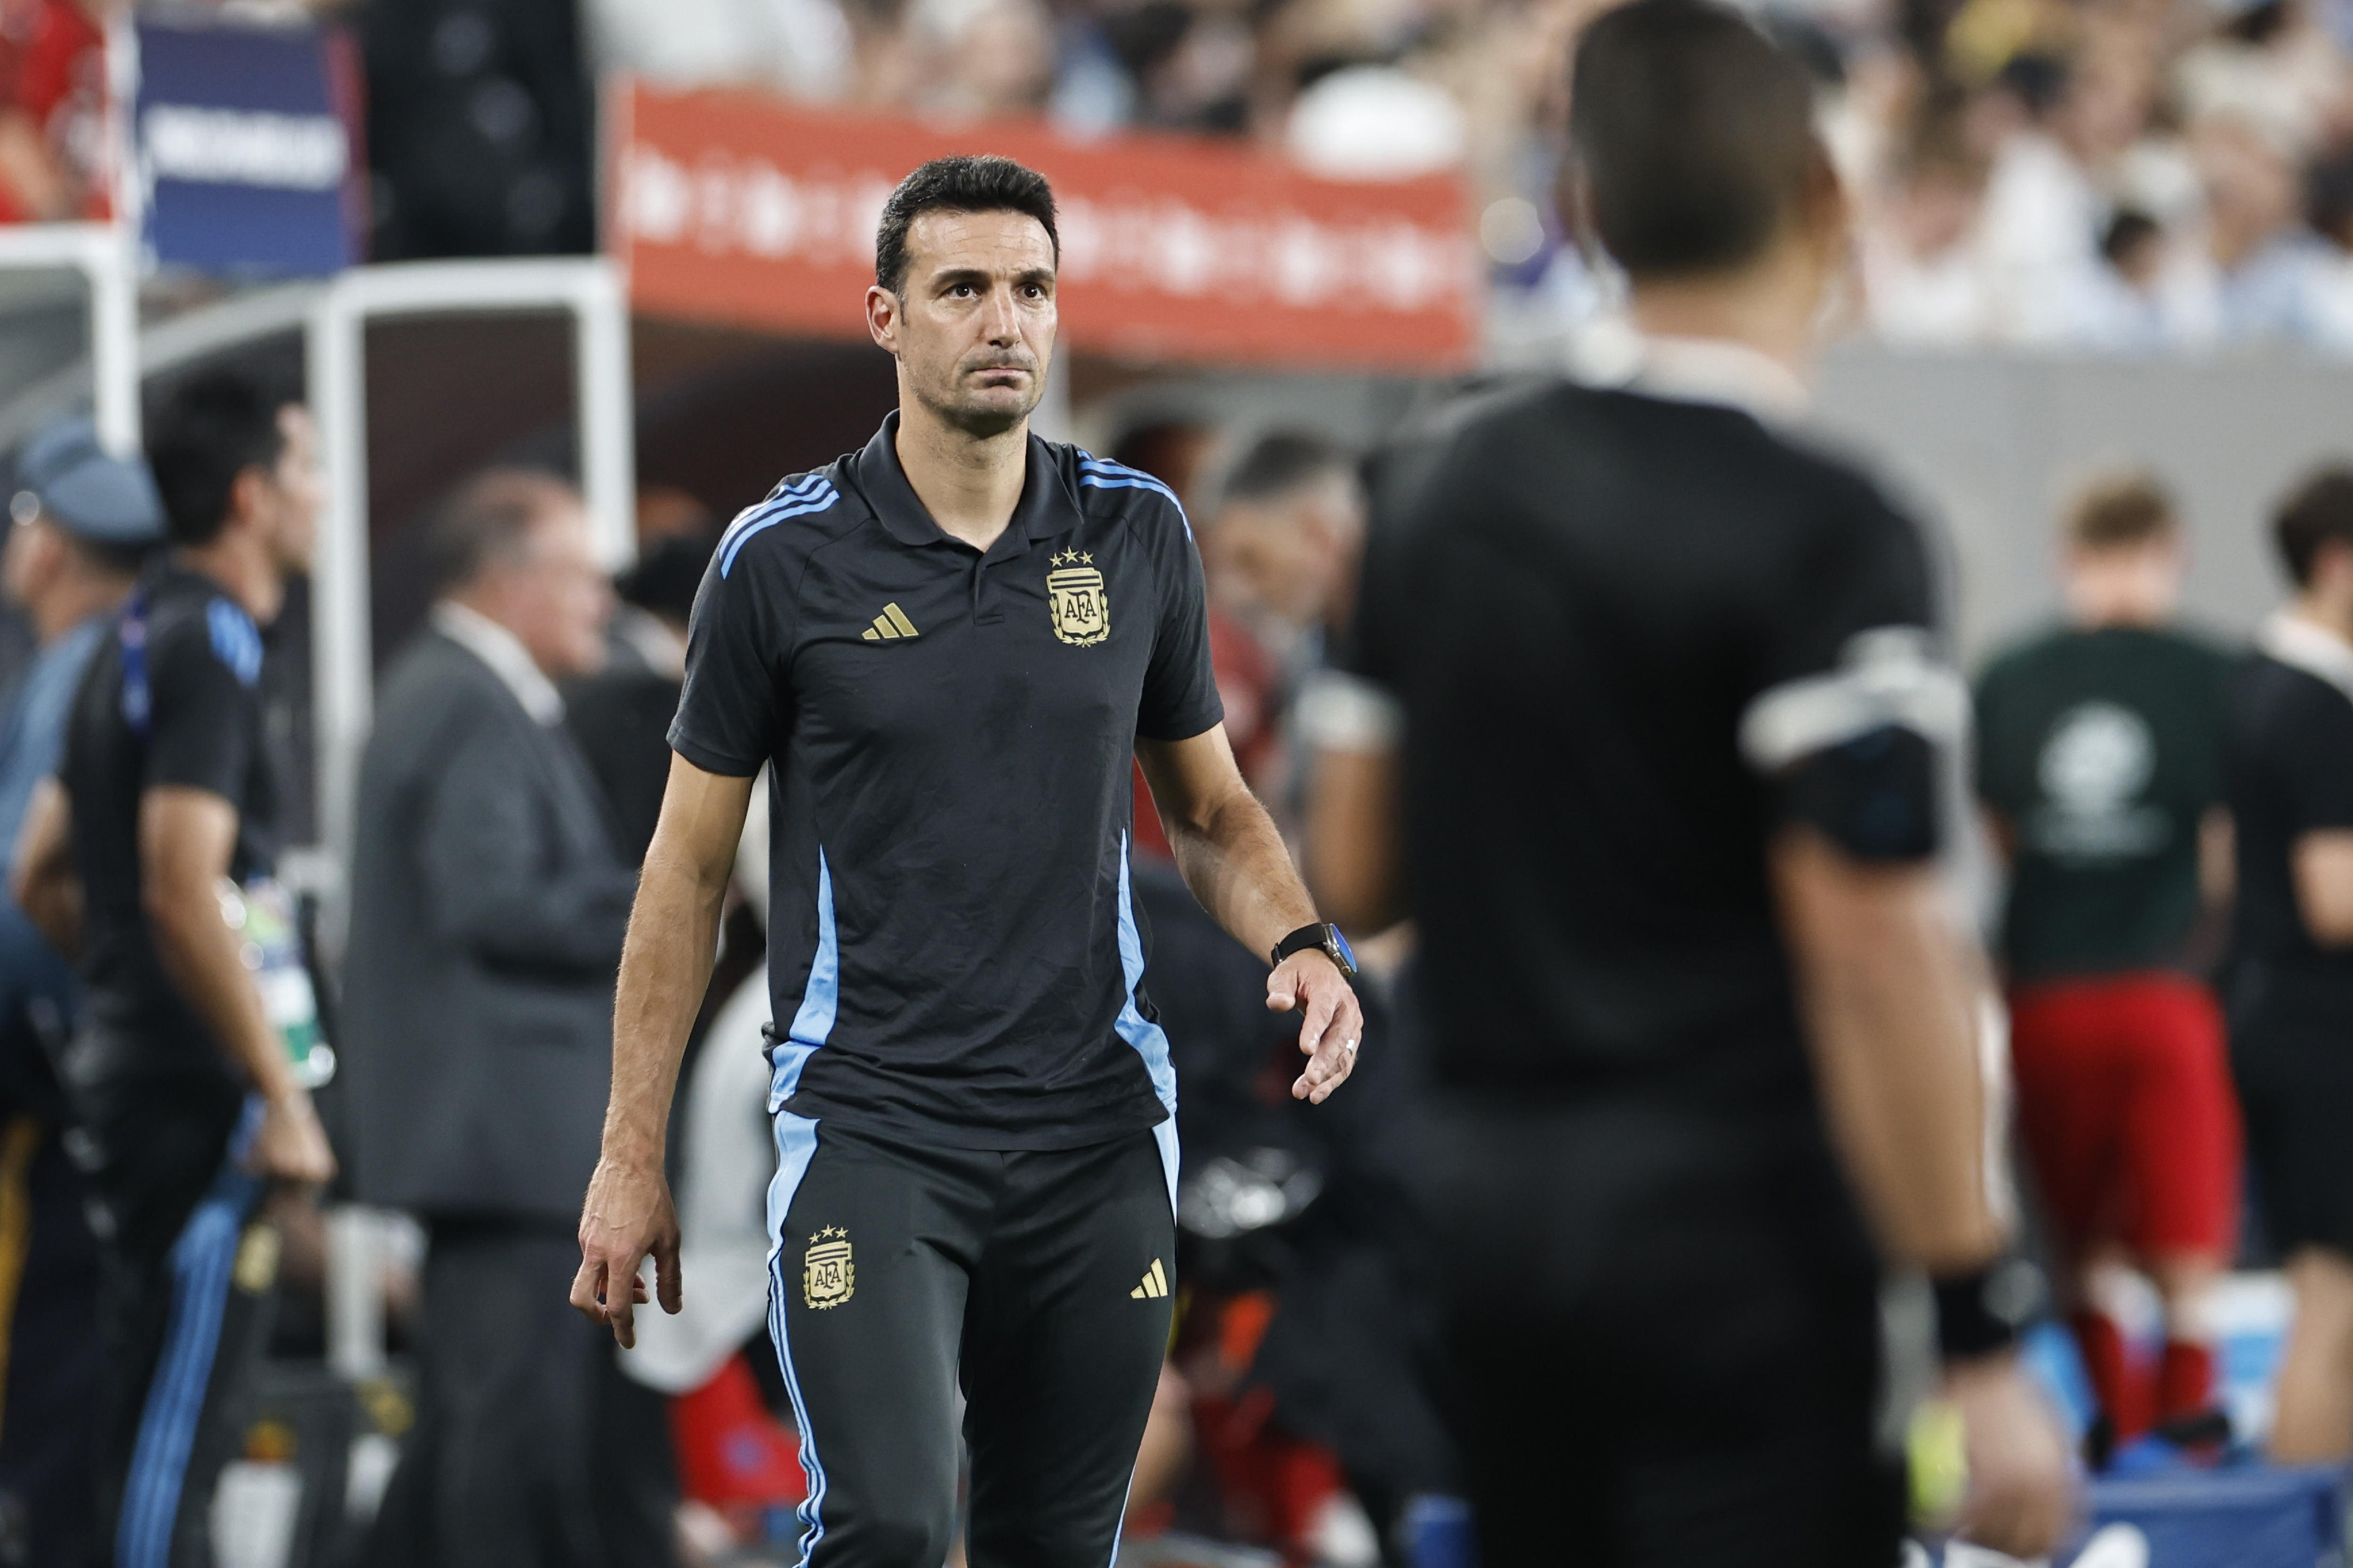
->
[1272, 921, 1357, 978]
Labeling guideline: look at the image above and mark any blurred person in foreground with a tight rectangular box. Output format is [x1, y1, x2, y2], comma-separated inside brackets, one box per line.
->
[573, 153, 1363, 1568]
[11, 370, 332, 1568]
[0, 417, 160, 1567]
[343, 471, 674, 1568]
[2225, 470, 2353, 1463]
[1974, 475, 2240, 1460]
[1321, 3, 2073, 1560]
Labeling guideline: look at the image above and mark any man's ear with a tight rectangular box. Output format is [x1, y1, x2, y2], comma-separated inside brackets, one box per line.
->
[225, 464, 271, 533]
[866, 285, 900, 358]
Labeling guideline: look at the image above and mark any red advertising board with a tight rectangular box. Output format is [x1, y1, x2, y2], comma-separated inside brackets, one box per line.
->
[609, 83, 1479, 373]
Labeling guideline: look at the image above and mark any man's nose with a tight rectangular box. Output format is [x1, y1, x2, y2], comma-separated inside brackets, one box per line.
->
[981, 287, 1022, 343]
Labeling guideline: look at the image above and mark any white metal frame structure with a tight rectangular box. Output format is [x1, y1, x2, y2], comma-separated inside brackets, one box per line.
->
[0, 222, 139, 453]
[306, 257, 635, 884]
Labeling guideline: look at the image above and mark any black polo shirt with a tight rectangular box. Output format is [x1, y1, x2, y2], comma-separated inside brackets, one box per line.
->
[671, 414, 1224, 1150]
[2225, 618, 2353, 1027]
[1352, 373, 1956, 1112]
[62, 561, 279, 1085]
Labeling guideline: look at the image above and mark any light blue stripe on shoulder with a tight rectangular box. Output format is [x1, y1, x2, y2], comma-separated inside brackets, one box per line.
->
[721, 483, 840, 577]
[1079, 458, 1193, 539]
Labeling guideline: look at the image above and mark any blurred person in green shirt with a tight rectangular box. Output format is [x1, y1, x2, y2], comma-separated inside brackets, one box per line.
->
[1975, 473, 2240, 1460]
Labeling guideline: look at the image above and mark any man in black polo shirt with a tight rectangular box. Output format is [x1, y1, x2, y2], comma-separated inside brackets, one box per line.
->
[1322, 4, 2070, 1561]
[573, 155, 1363, 1568]
[12, 370, 333, 1568]
[2226, 469, 2353, 1463]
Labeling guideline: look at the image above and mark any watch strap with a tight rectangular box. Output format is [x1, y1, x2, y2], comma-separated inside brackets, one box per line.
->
[1272, 922, 1332, 969]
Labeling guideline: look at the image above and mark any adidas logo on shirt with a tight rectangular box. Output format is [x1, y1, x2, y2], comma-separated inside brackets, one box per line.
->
[1130, 1259, 1169, 1299]
[861, 603, 920, 641]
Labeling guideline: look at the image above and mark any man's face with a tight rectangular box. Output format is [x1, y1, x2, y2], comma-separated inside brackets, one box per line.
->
[869, 209, 1057, 436]
[497, 502, 614, 679]
[257, 405, 324, 575]
[2064, 534, 2185, 624]
[0, 513, 60, 609]
[1206, 472, 1364, 636]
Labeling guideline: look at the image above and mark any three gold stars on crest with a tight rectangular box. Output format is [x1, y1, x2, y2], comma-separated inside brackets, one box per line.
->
[1052, 549, 1095, 567]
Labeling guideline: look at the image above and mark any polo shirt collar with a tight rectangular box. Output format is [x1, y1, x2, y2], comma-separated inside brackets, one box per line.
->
[1623, 335, 1812, 426]
[856, 411, 1073, 551]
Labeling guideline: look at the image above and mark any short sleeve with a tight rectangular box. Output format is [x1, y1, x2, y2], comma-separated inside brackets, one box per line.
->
[1136, 501, 1223, 743]
[2281, 688, 2353, 832]
[1736, 487, 1960, 861]
[147, 602, 258, 801]
[669, 546, 789, 776]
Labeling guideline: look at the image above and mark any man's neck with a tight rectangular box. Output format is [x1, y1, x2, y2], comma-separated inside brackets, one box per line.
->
[176, 534, 283, 624]
[894, 400, 1030, 553]
[32, 571, 130, 644]
[2291, 589, 2353, 649]
[1626, 259, 1818, 392]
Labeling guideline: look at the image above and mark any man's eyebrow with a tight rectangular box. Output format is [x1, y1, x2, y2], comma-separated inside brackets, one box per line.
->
[928, 264, 1058, 289]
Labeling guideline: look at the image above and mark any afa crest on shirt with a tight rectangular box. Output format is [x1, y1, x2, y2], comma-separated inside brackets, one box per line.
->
[1048, 550, 1110, 646]
[804, 1226, 854, 1309]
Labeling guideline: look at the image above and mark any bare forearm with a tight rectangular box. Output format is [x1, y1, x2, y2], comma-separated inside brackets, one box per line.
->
[1777, 832, 2003, 1272]
[602, 853, 727, 1165]
[1167, 789, 1319, 960]
[152, 893, 297, 1101]
[17, 864, 80, 958]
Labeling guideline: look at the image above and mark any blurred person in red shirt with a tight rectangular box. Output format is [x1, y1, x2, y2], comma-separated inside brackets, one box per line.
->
[1974, 474, 2240, 1459]
[0, 0, 107, 224]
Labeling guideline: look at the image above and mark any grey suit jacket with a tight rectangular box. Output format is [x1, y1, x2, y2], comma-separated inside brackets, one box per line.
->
[344, 631, 638, 1221]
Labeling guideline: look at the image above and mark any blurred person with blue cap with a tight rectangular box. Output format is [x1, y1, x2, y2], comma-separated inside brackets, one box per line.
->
[0, 413, 161, 1568]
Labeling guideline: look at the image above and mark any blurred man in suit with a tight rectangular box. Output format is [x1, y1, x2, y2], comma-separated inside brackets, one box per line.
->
[344, 469, 673, 1568]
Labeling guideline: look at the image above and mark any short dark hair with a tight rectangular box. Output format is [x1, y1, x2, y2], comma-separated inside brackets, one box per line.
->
[874, 156, 1058, 298]
[1222, 430, 1354, 507]
[2065, 472, 2176, 551]
[145, 369, 294, 547]
[424, 468, 580, 594]
[1567, 0, 1824, 279]
[2274, 468, 2353, 588]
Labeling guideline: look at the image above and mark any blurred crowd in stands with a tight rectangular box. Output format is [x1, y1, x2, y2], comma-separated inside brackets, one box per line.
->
[15, 0, 2353, 352]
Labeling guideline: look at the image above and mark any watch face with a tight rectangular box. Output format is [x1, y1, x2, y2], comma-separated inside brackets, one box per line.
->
[1328, 926, 1357, 971]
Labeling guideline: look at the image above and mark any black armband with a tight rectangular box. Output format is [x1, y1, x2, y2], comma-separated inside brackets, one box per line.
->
[1932, 1257, 2044, 1364]
[1777, 725, 1939, 861]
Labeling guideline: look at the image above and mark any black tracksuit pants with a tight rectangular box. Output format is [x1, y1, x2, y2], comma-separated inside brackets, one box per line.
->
[767, 1117, 1177, 1568]
[71, 1070, 272, 1568]
[1416, 1093, 1907, 1568]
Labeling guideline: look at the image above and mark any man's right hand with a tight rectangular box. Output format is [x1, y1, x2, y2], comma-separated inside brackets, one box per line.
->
[250, 1088, 336, 1184]
[1947, 1353, 2077, 1557]
[571, 1154, 682, 1349]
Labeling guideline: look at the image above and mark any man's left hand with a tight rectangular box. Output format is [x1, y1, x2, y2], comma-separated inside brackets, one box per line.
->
[1268, 950, 1362, 1104]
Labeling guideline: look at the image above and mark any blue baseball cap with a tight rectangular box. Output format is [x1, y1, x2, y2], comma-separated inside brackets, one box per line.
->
[12, 416, 165, 548]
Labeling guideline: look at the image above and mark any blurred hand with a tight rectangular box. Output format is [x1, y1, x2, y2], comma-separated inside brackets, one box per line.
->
[1947, 1353, 2077, 1558]
[249, 1088, 336, 1184]
[571, 1154, 681, 1348]
[1268, 949, 1362, 1104]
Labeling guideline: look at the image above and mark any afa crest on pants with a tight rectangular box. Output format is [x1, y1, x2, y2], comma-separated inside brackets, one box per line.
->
[804, 1226, 854, 1308]
[1048, 551, 1110, 646]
